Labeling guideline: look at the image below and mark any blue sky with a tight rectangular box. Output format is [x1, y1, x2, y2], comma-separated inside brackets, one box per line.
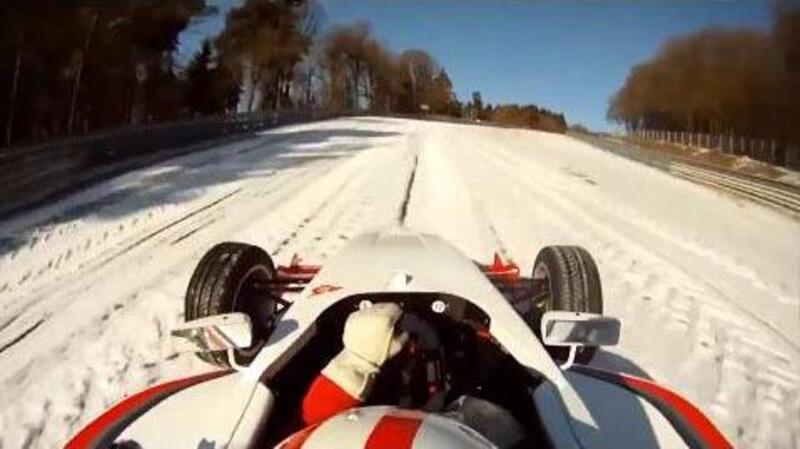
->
[178, 0, 772, 131]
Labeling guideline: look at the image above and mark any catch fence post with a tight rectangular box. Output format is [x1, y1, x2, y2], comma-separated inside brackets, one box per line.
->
[770, 140, 777, 164]
[787, 144, 800, 170]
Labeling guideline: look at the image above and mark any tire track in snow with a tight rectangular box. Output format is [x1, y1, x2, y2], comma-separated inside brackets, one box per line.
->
[0, 319, 43, 354]
[0, 188, 243, 350]
[270, 142, 419, 261]
[398, 155, 419, 224]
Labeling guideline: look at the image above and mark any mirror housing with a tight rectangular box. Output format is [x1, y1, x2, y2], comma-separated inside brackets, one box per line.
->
[540, 311, 621, 369]
[171, 313, 253, 354]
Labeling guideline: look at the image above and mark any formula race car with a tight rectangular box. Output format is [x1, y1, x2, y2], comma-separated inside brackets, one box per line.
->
[66, 227, 731, 449]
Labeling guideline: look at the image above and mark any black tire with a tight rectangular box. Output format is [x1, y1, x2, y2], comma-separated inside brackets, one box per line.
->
[185, 242, 277, 368]
[530, 245, 603, 365]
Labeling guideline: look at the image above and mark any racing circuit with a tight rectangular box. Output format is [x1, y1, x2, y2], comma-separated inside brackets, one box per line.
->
[0, 117, 798, 448]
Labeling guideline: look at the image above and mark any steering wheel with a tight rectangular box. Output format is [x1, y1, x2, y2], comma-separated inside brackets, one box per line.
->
[390, 312, 447, 411]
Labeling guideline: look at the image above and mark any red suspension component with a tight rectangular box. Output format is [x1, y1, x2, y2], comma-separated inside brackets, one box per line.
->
[481, 253, 521, 282]
[273, 254, 321, 294]
[481, 253, 530, 305]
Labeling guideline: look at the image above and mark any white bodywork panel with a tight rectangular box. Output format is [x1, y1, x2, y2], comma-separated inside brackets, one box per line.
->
[117, 373, 266, 448]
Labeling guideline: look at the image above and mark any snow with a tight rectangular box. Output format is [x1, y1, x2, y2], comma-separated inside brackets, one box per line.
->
[0, 117, 798, 449]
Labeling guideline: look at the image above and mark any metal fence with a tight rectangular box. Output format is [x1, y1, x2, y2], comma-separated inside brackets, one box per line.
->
[628, 129, 800, 171]
[0, 110, 341, 218]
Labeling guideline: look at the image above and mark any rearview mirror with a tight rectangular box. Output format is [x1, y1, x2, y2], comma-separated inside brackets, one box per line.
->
[171, 313, 253, 354]
[541, 311, 620, 347]
[541, 311, 621, 369]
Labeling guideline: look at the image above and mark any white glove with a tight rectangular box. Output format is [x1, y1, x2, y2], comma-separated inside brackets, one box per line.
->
[322, 303, 408, 400]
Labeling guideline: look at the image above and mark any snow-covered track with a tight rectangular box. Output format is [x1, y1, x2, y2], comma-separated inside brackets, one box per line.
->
[0, 118, 797, 449]
[670, 162, 800, 216]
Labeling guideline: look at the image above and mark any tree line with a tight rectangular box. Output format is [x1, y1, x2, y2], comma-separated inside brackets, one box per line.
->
[460, 91, 566, 133]
[1, 1, 209, 147]
[608, 5, 800, 144]
[1, 0, 568, 149]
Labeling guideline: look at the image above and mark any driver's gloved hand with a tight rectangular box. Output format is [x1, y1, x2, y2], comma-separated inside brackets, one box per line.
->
[323, 303, 409, 400]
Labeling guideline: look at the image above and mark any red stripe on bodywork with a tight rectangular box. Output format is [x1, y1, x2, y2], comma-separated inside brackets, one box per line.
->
[620, 375, 732, 449]
[279, 423, 321, 449]
[65, 370, 227, 449]
[365, 415, 423, 449]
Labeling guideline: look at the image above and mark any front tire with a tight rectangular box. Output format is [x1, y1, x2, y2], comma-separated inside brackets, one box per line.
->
[185, 242, 277, 368]
[531, 245, 603, 365]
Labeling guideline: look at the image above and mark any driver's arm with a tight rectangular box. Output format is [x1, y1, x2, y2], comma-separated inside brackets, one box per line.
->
[302, 303, 407, 425]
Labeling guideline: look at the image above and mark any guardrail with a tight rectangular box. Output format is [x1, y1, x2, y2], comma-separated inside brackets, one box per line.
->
[669, 162, 800, 216]
[571, 132, 800, 218]
[0, 110, 340, 219]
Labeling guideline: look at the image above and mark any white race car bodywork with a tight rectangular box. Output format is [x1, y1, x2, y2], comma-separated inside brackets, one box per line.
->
[70, 228, 727, 449]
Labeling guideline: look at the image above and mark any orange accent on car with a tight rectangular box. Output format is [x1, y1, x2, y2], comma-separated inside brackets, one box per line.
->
[311, 284, 343, 295]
